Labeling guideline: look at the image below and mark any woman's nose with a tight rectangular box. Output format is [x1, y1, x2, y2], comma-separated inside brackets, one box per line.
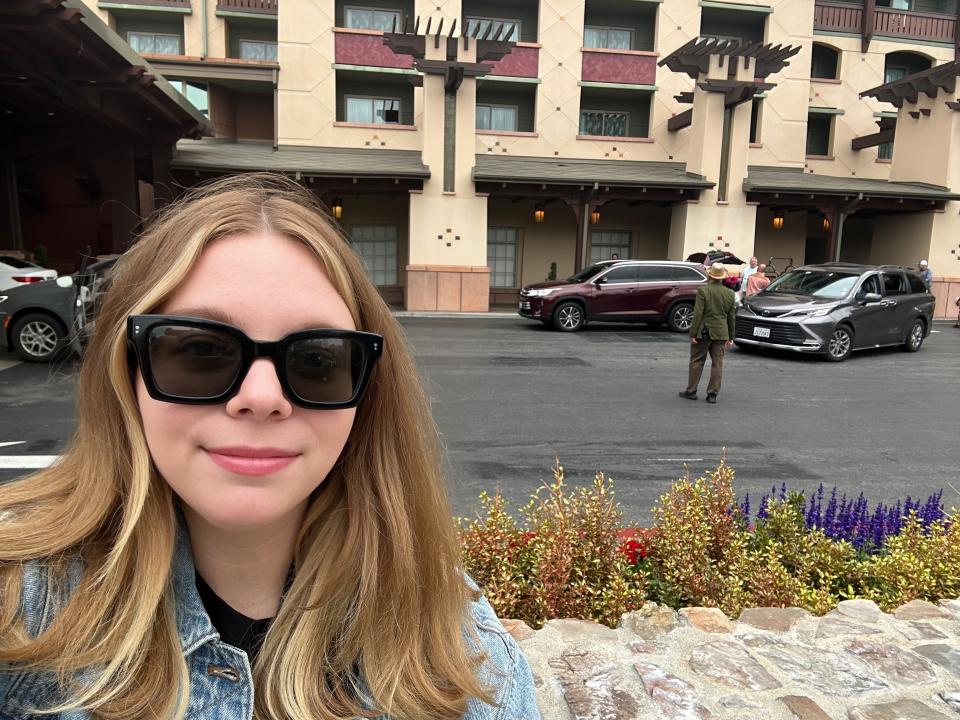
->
[225, 358, 293, 419]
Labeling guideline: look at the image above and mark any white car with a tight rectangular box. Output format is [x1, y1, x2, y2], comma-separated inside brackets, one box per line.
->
[0, 255, 57, 290]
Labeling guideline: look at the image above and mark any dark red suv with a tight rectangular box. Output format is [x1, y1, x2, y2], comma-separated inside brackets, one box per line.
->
[518, 260, 708, 332]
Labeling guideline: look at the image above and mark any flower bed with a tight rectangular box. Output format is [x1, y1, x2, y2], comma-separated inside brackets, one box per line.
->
[458, 459, 959, 629]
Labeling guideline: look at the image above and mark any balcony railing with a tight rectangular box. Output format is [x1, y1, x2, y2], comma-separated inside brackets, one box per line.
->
[103, 0, 191, 6]
[580, 48, 657, 86]
[334, 29, 413, 70]
[486, 45, 539, 78]
[814, 1, 957, 44]
[217, 0, 278, 14]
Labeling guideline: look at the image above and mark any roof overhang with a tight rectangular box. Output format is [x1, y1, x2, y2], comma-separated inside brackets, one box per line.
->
[0, 0, 211, 144]
[861, 61, 960, 108]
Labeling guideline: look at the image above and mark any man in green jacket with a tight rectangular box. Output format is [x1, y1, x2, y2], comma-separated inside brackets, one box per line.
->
[679, 262, 737, 404]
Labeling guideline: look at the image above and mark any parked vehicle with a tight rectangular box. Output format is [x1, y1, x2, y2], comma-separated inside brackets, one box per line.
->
[519, 260, 708, 332]
[734, 263, 934, 362]
[0, 255, 57, 290]
[0, 257, 118, 362]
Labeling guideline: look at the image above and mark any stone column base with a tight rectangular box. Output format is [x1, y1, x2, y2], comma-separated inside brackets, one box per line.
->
[405, 265, 490, 312]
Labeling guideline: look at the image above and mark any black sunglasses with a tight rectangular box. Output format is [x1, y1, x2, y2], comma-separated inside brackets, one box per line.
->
[127, 315, 383, 409]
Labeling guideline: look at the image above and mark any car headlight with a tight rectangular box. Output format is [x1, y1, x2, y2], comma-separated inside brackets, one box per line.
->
[0, 295, 7, 305]
[524, 288, 557, 297]
[789, 306, 835, 318]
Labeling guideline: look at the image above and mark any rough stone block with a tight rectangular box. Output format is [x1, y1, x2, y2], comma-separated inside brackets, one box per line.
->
[898, 622, 948, 642]
[620, 603, 685, 640]
[845, 640, 938, 685]
[847, 699, 951, 719]
[779, 695, 832, 720]
[835, 599, 883, 624]
[550, 648, 641, 720]
[688, 640, 781, 690]
[545, 618, 618, 644]
[738, 607, 811, 632]
[635, 661, 712, 719]
[681, 607, 734, 634]
[938, 599, 960, 618]
[500, 618, 536, 642]
[937, 690, 960, 712]
[914, 644, 960, 677]
[817, 615, 883, 639]
[895, 600, 952, 622]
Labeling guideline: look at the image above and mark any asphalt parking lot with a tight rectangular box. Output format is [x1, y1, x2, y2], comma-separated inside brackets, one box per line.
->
[1, 317, 958, 524]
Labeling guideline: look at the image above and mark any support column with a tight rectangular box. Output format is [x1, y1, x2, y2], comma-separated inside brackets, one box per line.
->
[0, 157, 22, 251]
[103, 145, 139, 253]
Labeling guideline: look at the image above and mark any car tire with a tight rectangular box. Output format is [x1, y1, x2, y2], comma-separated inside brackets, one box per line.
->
[11, 313, 66, 363]
[666, 302, 695, 333]
[552, 301, 586, 332]
[901, 318, 925, 352]
[824, 325, 853, 362]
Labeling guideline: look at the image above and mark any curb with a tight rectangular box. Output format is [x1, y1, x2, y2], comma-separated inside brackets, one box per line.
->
[394, 311, 519, 319]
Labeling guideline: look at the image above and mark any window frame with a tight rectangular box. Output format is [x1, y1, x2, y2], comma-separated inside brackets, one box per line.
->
[238, 38, 278, 62]
[127, 31, 182, 55]
[465, 16, 521, 41]
[167, 78, 210, 118]
[344, 94, 403, 125]
[349, 224, 399, 286]
[810, 43, 841, 81]
[634, 265, 676, 283]
[476, 103, 520, 132]
[579, 109, 630, 138]
[486, 226, 521, 289]
[805, 112, 834, 157]
[589, 230, 632, 263]
[583, 24, 634, 50]
[881, 271, 908, 296]
[343, 5, 403, 32]
[598, 265, 639, 284]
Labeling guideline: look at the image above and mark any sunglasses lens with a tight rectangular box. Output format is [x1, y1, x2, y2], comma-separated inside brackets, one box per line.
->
[285, 337, 365, 404]
[147, 325, 243, 399]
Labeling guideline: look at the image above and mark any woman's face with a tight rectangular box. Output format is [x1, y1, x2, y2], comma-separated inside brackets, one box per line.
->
[136, 232, 358, 533]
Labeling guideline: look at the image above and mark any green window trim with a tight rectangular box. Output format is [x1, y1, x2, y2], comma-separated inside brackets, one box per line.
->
[698, 0, 773, 13]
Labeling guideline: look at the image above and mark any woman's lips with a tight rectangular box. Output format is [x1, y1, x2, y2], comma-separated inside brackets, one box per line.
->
[204, 449, 299, 477]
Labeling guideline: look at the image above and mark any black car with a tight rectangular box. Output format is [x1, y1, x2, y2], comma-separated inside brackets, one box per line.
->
[735, 263, 934, 362]
[0, 257, 118, 362]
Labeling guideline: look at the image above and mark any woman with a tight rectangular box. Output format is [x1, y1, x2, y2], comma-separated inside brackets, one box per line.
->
[0, 174, 538, 719]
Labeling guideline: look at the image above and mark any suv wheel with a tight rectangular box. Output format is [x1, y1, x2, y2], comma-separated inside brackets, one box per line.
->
[825, 325, 853, 362]
[552, 301, 585, 332]
[667, 302, 695, 333]
[11, 313, 66, 363]
[902, 318, 925, 352]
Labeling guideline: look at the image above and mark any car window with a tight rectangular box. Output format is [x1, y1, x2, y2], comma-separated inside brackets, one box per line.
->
[856, 274, 881, 299]
[635, 265, 673, 282]
[0, 256, 37, 269]
[881, 272, 907, 296]
[765, 270, 859, 299]
[600, 266, 638, 284]
[673, 266, 706, 282]
[906, 272, 928, 294]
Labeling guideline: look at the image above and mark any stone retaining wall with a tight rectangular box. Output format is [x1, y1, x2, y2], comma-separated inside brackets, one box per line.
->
[506, 598, 960, 719]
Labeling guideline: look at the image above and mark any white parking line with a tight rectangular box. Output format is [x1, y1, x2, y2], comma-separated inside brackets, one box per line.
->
[0, 442, 25, 449]
[0, 455, 58, 469]
[0, 359, 20, 372]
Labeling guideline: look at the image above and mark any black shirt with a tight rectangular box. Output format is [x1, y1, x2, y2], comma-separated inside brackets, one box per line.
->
[195, 572, 273, 662]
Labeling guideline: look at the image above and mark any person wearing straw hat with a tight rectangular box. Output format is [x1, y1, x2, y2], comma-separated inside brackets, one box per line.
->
[679, 261, 737, 404]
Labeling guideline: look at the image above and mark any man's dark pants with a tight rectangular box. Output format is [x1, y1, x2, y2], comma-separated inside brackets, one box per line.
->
[686, 337, 726, 396]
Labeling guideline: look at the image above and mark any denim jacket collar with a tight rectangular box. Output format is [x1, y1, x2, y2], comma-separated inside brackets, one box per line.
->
[171, 514, 219, 656]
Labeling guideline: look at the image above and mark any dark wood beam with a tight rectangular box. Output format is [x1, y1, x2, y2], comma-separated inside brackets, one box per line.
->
[851, 128, 895, 150]
[668, 109, 693, 132]
[862, 0, 876, 53]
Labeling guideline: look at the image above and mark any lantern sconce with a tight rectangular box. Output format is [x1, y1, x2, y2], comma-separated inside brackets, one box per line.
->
[534, 204, 545, 223]
[822, 215, 831, 232]
[590, 207, 601, 225]
[772, 210, 784, 230]
[331, 198, 343, 220]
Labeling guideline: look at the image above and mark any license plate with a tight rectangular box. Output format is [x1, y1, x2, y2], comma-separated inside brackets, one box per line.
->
[753, 326, 771, 338]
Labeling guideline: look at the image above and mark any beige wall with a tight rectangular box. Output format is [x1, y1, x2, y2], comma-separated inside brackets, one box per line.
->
[488, 198, 577, 287]
[754, 208, 807, 268]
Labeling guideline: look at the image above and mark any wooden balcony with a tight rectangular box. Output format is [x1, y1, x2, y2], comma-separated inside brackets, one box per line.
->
[814, 0, 957, 45]
[216, 0, 278, 15]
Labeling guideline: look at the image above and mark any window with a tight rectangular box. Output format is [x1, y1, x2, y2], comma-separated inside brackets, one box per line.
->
[673, 266, 706, 282]
[465, 17, 520, 41]
[167, 79, 209, 118]
[811, 44, 840, 80]
[884, 65, 908, 84]
[583, 26, 632, 50]
[487, 227, 519, 288]
[749, 98, 762, 144]
[476, 104, 518, 132]
[856, 274, 881, 300]
[590, 230, 631, 262]
[878, 141, 894, 160]
[906, 272, 928, 294]
[127, 32, 181, 55]
[601, 266, 638, 284]
[878, 0, 912, 8]
[351, 225, 398, 285]
[344, 6, 402, 31]
[806, 113, 832, 156]
[882, 272, 907, 296]
[239, 39, 278, 62]
[346, 96, 401, 124]
[579, 110, 628, 137]
[635, 265, 674, 282]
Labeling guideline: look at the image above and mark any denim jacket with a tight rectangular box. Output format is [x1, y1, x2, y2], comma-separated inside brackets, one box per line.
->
[1, 523, 540, 720]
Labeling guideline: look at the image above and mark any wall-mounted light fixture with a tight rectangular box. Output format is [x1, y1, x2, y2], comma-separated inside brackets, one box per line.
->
[590, 207, 601, 224]
[822, 215, 831, 232]
[331, 198, 343, 220]
[534, 204, 545, 223]
[772, 210, 784, 230]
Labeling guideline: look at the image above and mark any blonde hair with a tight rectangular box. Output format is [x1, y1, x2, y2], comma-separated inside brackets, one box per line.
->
[0, 174, 490, 719]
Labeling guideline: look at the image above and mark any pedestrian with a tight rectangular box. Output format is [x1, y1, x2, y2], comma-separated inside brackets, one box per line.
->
[918, 259, 933, 288]
[745, 263, 771, 296]
[0, 174, 539, 720]
[954, 295, 960, 328]
[679, 261, 737, 404]
[611, 253, 620, 260]
[738, 256, 759, 302]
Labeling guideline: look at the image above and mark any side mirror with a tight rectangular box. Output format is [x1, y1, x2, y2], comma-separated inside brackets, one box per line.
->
[593, 276, 606, 286]
[56, 276, 74, 289]
[862, 292, 881, 304]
